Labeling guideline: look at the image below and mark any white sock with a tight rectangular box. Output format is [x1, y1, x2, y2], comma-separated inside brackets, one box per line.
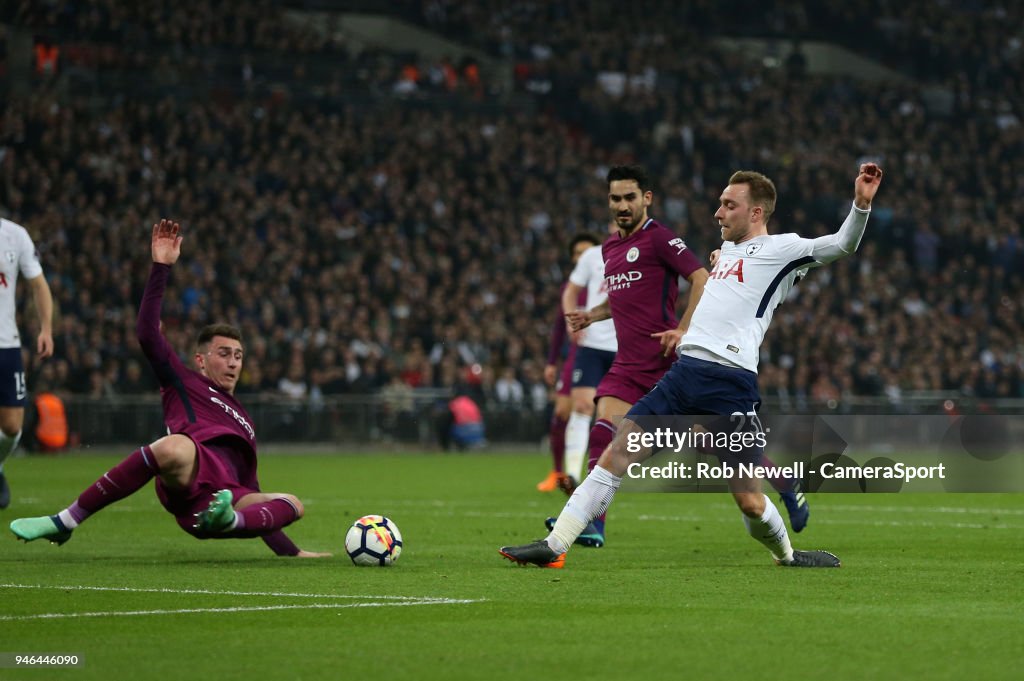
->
[546, 465, 621, 553]
[563, 411, 592, 481]
[57, 508, 80, 530]
[743, 495, 794, 562]
[0, 429, 22, 471]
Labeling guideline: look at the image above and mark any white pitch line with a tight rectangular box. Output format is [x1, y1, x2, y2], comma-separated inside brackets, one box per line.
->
[636, 513, 1022, 530]
[705, 502, 1024, 516]
[0, 583, 474, 603]
[635, 514, 705, 523]
[317, 505, 1024, 530]
[330, 505, 1024, 530]
[826, 519, 1019, 530]
[0, 600, 475, 622]
[360, 505, 1024, 530]
[797, 503, 1024, 516]
[706, 501, 1024, 518]
[315, 497, 1024, 517]
[309, 498, 544, 509]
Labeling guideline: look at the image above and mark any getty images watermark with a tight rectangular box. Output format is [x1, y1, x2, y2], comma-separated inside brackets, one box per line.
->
[617, 415, 1021, 493]
[625, 427, 945, 483]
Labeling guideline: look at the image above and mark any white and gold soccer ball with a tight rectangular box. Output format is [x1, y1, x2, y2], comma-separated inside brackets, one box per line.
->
[344, 515, 403, 566]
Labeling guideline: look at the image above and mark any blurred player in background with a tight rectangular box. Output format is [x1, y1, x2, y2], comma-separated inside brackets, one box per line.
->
[537, 232, 600, 492]
[10, 220, 328, 557]
[502, 163, 883, 569]
[0, 217, 54, 510]
[558, 222, 619, 501]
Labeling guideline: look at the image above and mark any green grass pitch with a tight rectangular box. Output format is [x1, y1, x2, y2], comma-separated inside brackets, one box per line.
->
[2, 451, 1022, 680]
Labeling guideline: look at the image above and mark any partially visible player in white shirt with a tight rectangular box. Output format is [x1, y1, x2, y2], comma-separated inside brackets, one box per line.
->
[559, 223, 618, 487]
[0, 218, 55, 509]
[501, 163, 883, 569]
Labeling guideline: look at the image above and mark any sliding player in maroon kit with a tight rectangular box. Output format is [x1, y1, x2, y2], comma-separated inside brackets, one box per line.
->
[10, 220, 329, 557]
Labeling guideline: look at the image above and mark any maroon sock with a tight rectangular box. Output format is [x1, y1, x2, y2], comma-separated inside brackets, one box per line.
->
[66, 446, 159, 524]
[587, 419, 616, 523]
[549, 414, 568, 473]
[229, 498, 300, 537]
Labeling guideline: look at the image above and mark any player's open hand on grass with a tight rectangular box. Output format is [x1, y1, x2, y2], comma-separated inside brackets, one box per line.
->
[152, 219, 183, 265]
[854, 163, 883, 210]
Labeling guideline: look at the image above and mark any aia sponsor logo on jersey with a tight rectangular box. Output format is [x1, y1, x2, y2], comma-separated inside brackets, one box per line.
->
[711, 258, 745, 282]
[0, 273, 6, 288]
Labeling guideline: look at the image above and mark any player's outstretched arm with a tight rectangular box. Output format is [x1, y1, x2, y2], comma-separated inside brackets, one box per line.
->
[808, 163, 883, 264]
[137, 219, 186, 385]
[152, 219, 183, 265]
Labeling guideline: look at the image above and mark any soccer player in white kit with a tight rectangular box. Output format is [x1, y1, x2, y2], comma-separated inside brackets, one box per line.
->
[0, 218, 55, 509]
[559, 225, 619, 494]
[501, 163, 883, 568]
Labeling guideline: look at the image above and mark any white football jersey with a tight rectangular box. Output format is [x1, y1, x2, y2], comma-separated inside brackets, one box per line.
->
[0, 218, 44, 349]
[568, 244, 618, 352]
[679, 206, 870, 373]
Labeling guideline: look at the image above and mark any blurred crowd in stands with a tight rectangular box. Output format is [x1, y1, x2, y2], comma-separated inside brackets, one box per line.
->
[3, 0, 488, 101]
[0, 0, 1021, 412]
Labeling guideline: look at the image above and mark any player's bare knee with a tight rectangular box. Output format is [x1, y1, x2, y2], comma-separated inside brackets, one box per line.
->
[283, 495, 304, 518]
[554, 400, 571, 421]
[0, 407, 24, 436]
[149, 435, 196, 473]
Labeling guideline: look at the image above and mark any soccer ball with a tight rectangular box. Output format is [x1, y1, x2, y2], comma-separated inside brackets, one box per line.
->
[344, 515, 403, 566]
